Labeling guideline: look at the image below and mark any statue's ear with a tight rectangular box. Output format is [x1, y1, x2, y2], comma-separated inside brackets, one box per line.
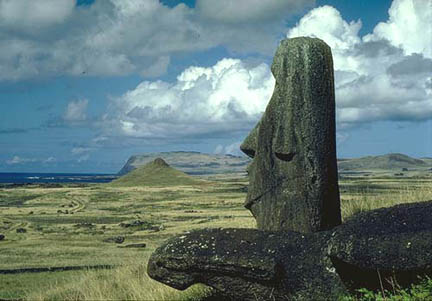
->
[240, 121, 260, 158]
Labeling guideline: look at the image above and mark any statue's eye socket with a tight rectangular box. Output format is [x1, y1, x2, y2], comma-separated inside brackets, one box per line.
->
[275, 152, 295, 162]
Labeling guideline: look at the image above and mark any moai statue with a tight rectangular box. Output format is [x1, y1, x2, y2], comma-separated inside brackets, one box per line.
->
[241, 37, 341, 233]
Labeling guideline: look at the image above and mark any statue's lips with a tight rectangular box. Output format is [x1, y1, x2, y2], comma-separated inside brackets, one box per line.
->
[245, 153, 297, 208]
[245, 173, 306, 209]
[245, 176, 287, 209]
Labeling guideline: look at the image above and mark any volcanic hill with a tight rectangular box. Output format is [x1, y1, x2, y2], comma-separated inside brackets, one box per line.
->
[118, 151, 250, 176]
[111, 158, 207, 187]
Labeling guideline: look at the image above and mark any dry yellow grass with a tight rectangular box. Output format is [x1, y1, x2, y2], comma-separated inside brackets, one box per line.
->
[26, 258, 214, 301]
[340, 178, 432, 220]
[0, 175, 431, 300]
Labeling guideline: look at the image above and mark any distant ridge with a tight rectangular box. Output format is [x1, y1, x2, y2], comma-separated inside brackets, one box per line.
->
[338, 153, 428, 171]
[111, 158, 207, 187]
[118, 152, 431, 176]
[117, 151, 250, 176]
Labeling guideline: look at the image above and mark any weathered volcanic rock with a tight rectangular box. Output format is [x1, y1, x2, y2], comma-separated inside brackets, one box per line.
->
[241, 37, 341, 233]
[147, 228, 346, 300]
[119, 243, 146, 248]
[328, 200, 432, 291]
[103, 236, 125, 244]
[148, 201, 432, 299]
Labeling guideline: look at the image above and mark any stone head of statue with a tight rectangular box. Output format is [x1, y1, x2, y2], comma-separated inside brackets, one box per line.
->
[241, 37, 341, 233]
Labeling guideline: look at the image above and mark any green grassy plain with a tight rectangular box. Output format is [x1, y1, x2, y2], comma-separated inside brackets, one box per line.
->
[0, 173, 431, 300]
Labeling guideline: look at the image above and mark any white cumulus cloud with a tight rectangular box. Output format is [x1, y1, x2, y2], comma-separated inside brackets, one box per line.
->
[0, 0, 75, 31]
[6, 155, 55, 165]
[214, 141, 243, 156]
[0, 0, 314, 80]
[70, 147, 92, 163]
[196, 0, 313, 23]
[71, 147, 91, 155]
[63, 99, 88, 122]
[364, 0, 432, 58]
[43, 156, 56, 163]
[101, 58, 275, 139]
[6, 156, 33, 165]
[98, 0, 431, 144]
[77, 154, 90, 163]
[287, 0, 432, 127]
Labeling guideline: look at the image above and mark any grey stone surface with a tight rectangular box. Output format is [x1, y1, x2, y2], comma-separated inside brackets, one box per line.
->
[328, 200, 432, 291]
[147, 228, 345, 300]
[119, 243, 146, 248]
[103, 236, 125, 244]
[241, 37, 341, 233]
[148, 201, 432, 299]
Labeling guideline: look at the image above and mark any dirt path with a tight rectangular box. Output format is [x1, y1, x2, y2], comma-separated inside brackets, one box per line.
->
[70, 198, 86, 213]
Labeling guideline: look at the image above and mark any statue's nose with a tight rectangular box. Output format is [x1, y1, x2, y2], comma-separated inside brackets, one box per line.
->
[240, 121, 260, 158]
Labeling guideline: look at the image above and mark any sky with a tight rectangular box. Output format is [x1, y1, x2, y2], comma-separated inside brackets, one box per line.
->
[0, 0, 431, 173]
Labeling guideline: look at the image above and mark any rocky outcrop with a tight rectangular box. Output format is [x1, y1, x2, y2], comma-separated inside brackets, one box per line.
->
[103, 236, 125, 244]
[119, 243, 146, 248]
[148, 201, 432, 300]
[241, 37, 341, 233]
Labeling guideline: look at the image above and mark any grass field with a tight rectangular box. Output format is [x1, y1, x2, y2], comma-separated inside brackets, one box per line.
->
[0, 173, 431, 300]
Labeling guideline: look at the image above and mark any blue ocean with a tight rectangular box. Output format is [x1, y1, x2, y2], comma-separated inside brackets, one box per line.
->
[0, 172, 118, 184]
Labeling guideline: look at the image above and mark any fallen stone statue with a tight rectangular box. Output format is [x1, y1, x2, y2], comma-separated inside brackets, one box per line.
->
[147, 37, 432, 299]
[148, 201, 432, 300]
